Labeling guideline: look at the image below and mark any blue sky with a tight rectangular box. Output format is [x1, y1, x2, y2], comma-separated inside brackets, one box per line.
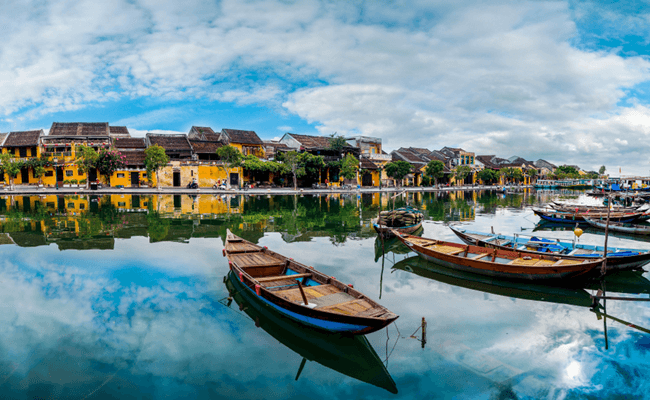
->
[1, 0, 649, 174]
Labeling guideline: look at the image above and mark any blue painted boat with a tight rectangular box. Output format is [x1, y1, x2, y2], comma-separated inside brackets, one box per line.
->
[224, 271, 398, 393]
[450, 226, 650, 271]
[532, 208, 644, 224]
[224, 229, 398, 335]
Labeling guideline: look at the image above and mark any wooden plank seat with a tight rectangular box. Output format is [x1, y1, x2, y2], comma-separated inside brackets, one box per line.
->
[274, 284, 339, 303]
[318, 299, 374, 315]
[256, 273, 312, 283]
[227, 242, 261, 253]
[470, 253, 490, 260]
[230, 252, 285, 268]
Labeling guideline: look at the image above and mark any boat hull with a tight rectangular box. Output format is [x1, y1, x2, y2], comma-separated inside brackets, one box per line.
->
[373, 219, 422, 237]
[584, 217, 650, 236]
[228, 266, 380, 334]
[451, 226, 650, 271]
[394, 233, 600, 282]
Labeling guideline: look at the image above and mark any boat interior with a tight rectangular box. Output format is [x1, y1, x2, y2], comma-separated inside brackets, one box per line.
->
[226, 235, 393, 319]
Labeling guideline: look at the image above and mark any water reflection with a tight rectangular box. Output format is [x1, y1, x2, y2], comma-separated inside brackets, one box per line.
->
[224, 271, 398, 394]
[0, 191, 554, 251]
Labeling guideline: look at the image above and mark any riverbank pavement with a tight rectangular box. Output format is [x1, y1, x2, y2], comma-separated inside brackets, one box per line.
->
[0, 184, 533, 196]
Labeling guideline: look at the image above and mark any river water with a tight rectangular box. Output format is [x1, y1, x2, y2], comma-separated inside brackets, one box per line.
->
[0, 190, 649, 399]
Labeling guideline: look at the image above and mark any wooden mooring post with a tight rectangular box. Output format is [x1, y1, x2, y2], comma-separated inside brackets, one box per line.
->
[421, 317, 427, 349]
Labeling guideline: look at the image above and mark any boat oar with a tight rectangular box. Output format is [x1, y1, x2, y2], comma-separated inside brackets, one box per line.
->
[295, 357, 307, 381]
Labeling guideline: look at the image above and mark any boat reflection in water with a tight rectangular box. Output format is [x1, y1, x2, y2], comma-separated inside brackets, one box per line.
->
[393, 256, 595, 307]
[373, 226, 423, 262]
[224, 271, 398, 394]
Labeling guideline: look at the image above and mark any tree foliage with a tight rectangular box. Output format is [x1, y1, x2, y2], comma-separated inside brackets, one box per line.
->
[96, 149, 126, 184]
[144, 145, 170, 189]
[0, 153, 23, 188]
[216, 145, 244, 188]
[453, 165, 472, 184]
[281, 151, 325, 189]
[477, 168, 499, 185]
[384, 161, 412, 186]
[425, 160, 445, 185]
[339, 153, 359, 180]
[555, 165, 580, 178]
[599, 165, 606, 175]
[328, 133, 348, 153]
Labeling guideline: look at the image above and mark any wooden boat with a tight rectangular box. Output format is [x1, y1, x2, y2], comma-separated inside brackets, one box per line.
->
[532, 208, 645, 224]
[373, 206, 423, 237]
[583, 217, 650, 236]
[224, 229, 398, 334]
[549, 201, 643, 213]
[450, 226, 650, 271]
[374, 226, 423, 262]
[224, 271, 398, 393]
[393, 231, 602, 281]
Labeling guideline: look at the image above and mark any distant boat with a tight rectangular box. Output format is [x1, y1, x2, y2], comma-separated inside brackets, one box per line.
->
[393, 231, 602, 281]
[373, 206, 423, 237]
[583, 217, 650, 236]
[450, 226, 650, 271]
[224, 229, 398, 335]
[224, 271, 398, 394]
[532, 208, 645, 224]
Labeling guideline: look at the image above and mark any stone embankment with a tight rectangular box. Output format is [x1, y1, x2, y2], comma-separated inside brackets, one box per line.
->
[1, 184, 532, 195]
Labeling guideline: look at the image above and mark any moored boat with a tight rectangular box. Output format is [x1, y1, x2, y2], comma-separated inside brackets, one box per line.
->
[450, 226, 650, 271]
[583, 217, 650, 236]
[224, 271, 398, 393]
[224, 229, 398, 335]
[532, 208, 645, 224]
[373, 206, 423, 237]
[393, 230, 602, 281]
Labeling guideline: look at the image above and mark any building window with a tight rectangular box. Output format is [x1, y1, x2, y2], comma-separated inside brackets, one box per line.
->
[78, 169, 83, 175]
[67, 203, 75, 209]
[45, 171, 54, 177]
[143, 173, 147, 178]
[79, 204, 85, 210]
[117, 173, 125, 178]
[118, 202, 126, 207]
[66, 170, 73, 177]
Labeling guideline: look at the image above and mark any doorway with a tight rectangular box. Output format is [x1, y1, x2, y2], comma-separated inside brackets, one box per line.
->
[229, 172, 239, 187]
[362, 172, 373, 187]
[173, 171, 181, 187]
[20, 167, 29, 184]
[131, 172, 140, 187]
[56, 167, 64, 186]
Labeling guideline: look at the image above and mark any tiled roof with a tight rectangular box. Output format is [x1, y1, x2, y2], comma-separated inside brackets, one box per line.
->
[190, 126, 221, 141]
[113, 137, 146, 149]
[393, 148, 427, 164]
[109, 126, 130, 136]
[4, 130, 41, 147]
[222, 129, 263, 145]
[359, 158, 379, 169]
[285, 133, 331, 149]
[189, 139, 223, 153]
[147, 134, 192, 151]
[121, 150, 146, 166]
[49, 122, 110, 136]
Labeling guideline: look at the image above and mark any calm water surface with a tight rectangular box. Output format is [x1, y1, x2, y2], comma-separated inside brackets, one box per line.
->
[1, 190, 649, 399]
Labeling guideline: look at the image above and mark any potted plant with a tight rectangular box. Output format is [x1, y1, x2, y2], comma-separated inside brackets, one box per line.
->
[80, 179, 87, 188]
[70, 179, 78, 188]
[63, 179, 71, 188]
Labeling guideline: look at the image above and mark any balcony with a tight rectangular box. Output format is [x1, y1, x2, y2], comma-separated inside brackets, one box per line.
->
[367, 153, 392, 162]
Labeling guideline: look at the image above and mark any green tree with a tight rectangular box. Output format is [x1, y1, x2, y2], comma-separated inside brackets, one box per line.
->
[0, 153, 23, 190]
[556, 165, 580, 178]
[384, 161, 412, 187]
[75, 145, 99, 189]
[280, 151, 325, 189]
[96, 149, 126, 186]
[339, 153, 359, 181]
[328, 133, 348, 153]
[216, 145, 243, 188]
[144, 145, 170, 190]
[425, 160, 445, 186]
[476, 168, 499, 185]
[26, 157, 52, 186]
[453, 165, 472, 185]
[599, 165, 606, 175]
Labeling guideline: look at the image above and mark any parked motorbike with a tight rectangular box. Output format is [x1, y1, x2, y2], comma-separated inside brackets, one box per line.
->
[213, 182, 227, 190]
[187, 180, 198, 189]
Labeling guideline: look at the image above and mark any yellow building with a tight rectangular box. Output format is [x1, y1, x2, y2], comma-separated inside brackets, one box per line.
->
[1, 130, 44, 185]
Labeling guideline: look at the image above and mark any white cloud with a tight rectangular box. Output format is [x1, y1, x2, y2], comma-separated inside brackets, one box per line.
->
[1, 0, 650, 172]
